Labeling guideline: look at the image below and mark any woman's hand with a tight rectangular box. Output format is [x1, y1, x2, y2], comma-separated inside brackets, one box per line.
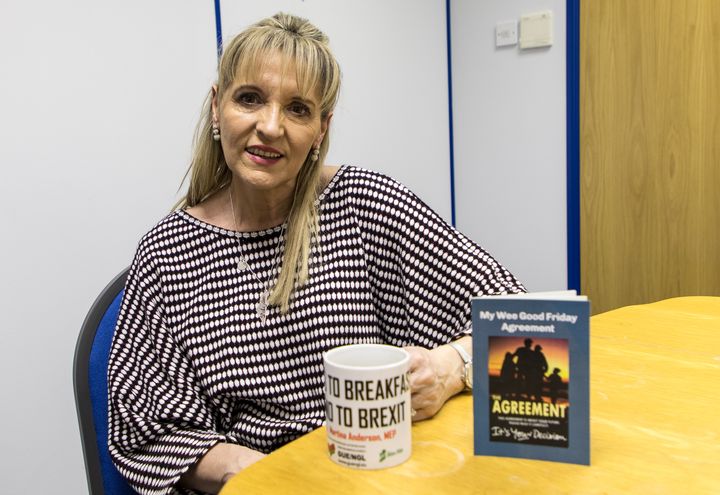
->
[404, 336, 470, 421]
[179, 442, 266, 493]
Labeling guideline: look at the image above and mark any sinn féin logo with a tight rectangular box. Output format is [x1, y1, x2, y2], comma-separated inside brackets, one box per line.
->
[379, 447, 404, 462]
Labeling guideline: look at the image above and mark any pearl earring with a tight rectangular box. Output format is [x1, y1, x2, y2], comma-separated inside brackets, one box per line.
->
[311, 147, 320, 162]
[212, 124, 220, 142]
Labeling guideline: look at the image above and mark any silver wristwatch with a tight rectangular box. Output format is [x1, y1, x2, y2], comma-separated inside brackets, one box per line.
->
[448, 341, 473, 391]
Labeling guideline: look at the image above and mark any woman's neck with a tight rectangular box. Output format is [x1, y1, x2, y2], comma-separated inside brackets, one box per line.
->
[185, 166, 340, 233]
[226, 179, 294, 232]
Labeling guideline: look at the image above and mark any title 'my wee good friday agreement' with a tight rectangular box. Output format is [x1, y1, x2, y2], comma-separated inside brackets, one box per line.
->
[478, 310, 580, 334]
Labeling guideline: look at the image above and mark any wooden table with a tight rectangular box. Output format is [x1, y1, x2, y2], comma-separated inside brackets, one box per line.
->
[221, 297, 720, 494]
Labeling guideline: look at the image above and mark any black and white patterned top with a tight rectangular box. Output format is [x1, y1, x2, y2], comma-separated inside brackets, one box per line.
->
[108, 166, 524, 494]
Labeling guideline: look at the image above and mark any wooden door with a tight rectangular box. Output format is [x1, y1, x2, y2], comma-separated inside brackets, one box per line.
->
[580, 0, 720, 314]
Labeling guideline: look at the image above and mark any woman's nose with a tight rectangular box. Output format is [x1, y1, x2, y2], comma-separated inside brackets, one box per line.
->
[256, 104, 284, 140]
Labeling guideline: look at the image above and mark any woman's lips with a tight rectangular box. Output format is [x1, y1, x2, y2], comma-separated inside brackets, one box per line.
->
[246, 145, 283, 166]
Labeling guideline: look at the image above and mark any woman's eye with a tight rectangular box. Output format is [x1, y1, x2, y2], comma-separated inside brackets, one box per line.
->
[237, 92, 261, 106]
[288, 102, 310, 117]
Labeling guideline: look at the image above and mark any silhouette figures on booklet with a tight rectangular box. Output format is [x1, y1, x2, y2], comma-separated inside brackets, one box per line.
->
[497, 338, 565, 403]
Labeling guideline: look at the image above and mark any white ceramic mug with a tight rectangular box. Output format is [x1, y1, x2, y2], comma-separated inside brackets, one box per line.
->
[323, 344, 412, 469]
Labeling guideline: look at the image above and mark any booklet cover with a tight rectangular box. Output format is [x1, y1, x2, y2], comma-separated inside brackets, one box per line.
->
[472, 292, 590, 465]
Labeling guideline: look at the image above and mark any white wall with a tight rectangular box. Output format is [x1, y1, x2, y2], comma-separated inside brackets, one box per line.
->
[0, 1, 450, 492]
[0, 1, 215, 492]
[451, 0, 567, 291]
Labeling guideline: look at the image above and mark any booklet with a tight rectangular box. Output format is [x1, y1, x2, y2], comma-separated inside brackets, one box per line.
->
[471, 291, 590, 465]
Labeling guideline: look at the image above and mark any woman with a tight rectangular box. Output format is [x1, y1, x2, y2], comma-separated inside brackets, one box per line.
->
[108, 12, 524, 495]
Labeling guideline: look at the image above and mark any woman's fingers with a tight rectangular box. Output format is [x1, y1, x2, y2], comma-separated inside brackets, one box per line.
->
[404, 346, 446, 421]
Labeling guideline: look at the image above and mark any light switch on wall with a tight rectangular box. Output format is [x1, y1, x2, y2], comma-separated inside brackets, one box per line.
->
[496, 20, 518, 47]
[520, 11, 553, 49]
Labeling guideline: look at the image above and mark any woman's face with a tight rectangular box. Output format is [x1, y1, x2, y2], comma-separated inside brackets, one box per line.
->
[213, 52, 330, 195]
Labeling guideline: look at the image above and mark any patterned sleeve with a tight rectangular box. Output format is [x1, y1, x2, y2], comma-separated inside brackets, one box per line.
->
[345, 168, 526, 348]
[107, 237, 226, 495]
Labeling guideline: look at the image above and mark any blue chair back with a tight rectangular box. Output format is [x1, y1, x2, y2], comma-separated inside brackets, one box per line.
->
[74, 268, 136, 495]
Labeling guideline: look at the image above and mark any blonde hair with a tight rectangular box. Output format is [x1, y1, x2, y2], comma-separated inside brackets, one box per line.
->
[176, 12, 341, 313]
